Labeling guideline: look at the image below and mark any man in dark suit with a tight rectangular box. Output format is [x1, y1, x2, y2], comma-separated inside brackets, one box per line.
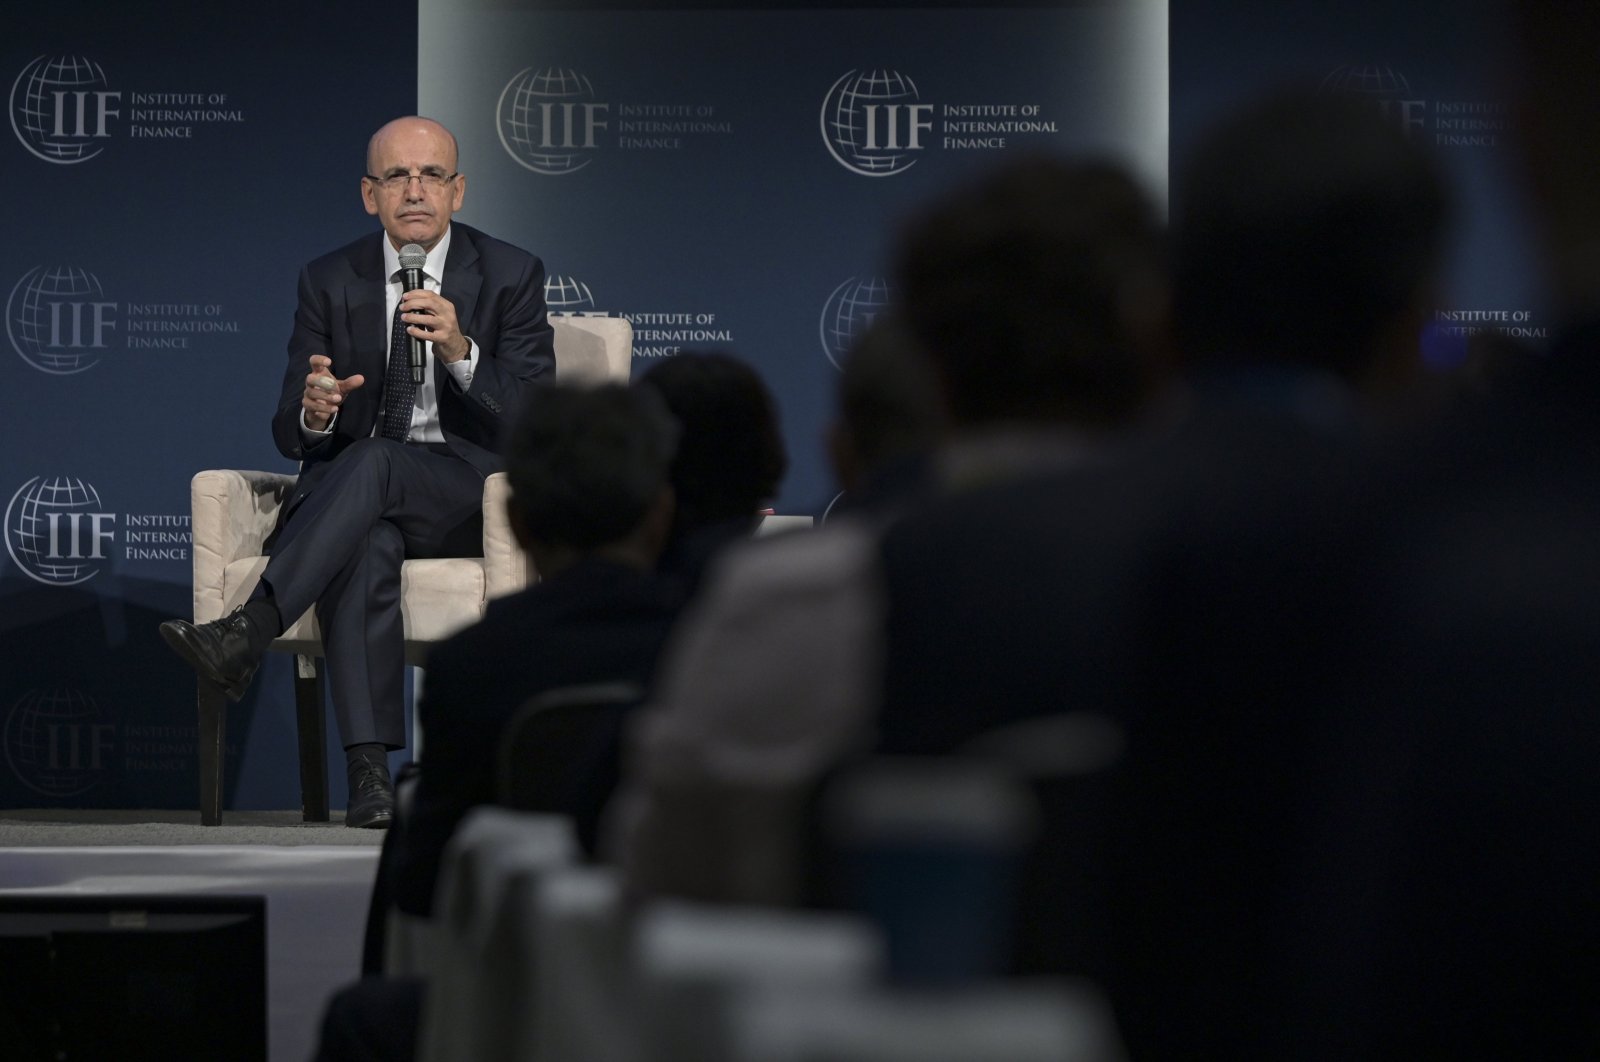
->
[161, 116, 555, 827]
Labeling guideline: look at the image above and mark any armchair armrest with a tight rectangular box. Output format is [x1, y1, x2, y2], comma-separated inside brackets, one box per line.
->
[482, 472, 532, 600]
[191, 469, 296, 623]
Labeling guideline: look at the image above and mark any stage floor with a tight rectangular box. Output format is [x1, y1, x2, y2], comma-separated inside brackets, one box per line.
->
[0, 807, 386, 846]
[0, 827, 380, 1062]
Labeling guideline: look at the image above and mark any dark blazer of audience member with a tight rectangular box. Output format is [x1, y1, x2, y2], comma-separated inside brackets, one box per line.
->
[392, 384, 682, 917]
[634, 352, 787, 597]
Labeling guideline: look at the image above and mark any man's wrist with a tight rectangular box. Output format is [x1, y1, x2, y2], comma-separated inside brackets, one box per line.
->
[437, 336, 471, 363]
[443, 338, 478, 391]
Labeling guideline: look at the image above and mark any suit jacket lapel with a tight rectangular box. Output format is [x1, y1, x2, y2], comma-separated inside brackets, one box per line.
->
[442, 225, 483, 333]
[345, 233, 388, 376]
[341, 234, 388, 433]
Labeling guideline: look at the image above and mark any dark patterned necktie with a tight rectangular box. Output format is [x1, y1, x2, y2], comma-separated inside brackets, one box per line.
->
[381, 297, 415, 442]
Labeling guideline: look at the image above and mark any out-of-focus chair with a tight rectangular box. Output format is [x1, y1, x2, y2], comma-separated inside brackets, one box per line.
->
[725, 981, 1127, 1062]
[960, 712, 1127, 980]
[498, 682, 646, 858]
[817, 757, 1037, 986]
[635, 902, 884, 1062]
[184, 316, 633, 825]
[414, 808, 580, 1062]
[521, 865, 643, 1062]
[756, 514, 814, 535]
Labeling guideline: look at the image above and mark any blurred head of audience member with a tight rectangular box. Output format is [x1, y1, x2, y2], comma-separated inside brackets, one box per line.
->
[504, 382, 679, 578]
[1173, 88, 1449, 397]
[894, 156, 1168, 438]
[826, 312, 943, 516]
[634, 352, 788, 589]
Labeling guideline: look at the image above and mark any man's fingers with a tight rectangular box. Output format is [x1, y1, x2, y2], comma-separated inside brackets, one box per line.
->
[341, 374, 367, 393]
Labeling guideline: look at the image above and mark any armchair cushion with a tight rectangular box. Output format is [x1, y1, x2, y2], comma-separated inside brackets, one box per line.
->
[191, 469, 296, 625]
[189, 469, 525, 657]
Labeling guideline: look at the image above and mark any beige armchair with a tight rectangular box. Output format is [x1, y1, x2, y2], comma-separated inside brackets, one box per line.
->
[186, 315, 633, 825]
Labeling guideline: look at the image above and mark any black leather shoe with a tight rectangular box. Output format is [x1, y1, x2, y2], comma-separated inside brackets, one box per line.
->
[346, 757, 395, 829]
[159, 607, 263, 702]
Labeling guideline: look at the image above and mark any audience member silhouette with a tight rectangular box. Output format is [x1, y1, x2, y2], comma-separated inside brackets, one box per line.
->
[1138, 5, 1600, 1056]
[872, 155, 1174, 758]
[824, 312, 942, 519]
[317, 382, 681, 1062]
[1094, 83, 1600, 1058]
[608, 158, 1168, 908]
[391, 383, 682, 920]
[634, 352, 788, 597]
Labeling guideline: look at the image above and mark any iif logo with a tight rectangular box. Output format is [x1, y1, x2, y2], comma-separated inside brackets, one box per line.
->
[1322, 66, 1427, 138]
[545, 275, 598, 315]
[820, 276, 892, 368]
[4, 688, 115, 799]
[498, 68, 609, 175]
[10, 55, 120, 164]
[4, 477, 117, 587]
[821, 70, 932, 177]
[7, 266, 117, 374]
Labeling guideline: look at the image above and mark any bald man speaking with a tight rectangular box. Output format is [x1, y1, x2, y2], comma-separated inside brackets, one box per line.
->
[161, 116, 556, 827]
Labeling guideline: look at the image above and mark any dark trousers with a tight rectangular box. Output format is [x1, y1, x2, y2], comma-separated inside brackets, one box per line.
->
[258, 437, 484, 748]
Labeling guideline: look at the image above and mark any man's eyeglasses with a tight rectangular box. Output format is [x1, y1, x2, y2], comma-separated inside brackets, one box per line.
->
[365, 170, 458, 193]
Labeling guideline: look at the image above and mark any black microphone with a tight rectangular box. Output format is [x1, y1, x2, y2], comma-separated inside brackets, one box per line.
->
[398, 243, 427, 384]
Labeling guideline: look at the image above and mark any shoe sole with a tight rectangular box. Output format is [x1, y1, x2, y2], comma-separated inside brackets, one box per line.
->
[159, 621, 251, 703]
[346, 810, 394, 829]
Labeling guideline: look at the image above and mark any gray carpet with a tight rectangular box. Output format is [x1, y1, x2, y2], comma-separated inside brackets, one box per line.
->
[0, 809, 386, 847]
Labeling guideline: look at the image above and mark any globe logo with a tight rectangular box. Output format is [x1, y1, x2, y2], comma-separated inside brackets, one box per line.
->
[7, 266, 111, 374]
[550, 273, 601, 315]
[10, 55, 116, 164]
[5, 477, 113, 587]
[821, 69, 928, 177]
[4, 688, 111, 799]
[1321, 66, 1427, 138]
[820, 276, 892, 369]
[545, 275, 597, 315]
[1321, 66, 1412, 99]
[498, 68, 607, 175]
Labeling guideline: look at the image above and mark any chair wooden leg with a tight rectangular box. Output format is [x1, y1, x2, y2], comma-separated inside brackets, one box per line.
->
[197, 681, 227, 826]
[295, 653, 329, 822]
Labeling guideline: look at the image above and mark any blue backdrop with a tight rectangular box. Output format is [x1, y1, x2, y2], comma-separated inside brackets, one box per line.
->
[2, 0, 1530, 812]
[4, 2, 414, 811]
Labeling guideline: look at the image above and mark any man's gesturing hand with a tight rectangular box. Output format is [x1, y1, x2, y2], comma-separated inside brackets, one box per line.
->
[303, 354, 366, 431]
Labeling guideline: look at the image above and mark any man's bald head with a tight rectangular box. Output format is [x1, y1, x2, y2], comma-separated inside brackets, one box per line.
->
[367, 116, 459, 175]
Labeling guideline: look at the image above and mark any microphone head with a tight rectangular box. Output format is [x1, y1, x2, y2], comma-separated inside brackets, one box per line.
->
[398, 243, 427, 271]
